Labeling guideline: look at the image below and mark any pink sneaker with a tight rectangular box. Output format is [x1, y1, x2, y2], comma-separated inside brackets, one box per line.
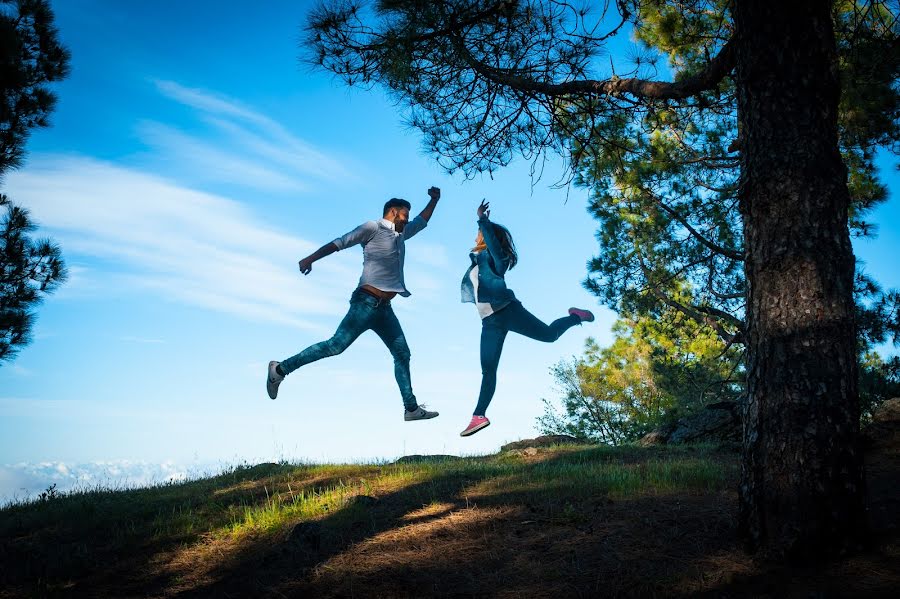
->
[568, 307, 595, 323]
[460, 415, 490, 437]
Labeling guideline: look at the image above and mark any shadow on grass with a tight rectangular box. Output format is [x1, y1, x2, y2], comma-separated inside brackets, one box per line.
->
[184, 444, 897, 599]
[4, 444, 893, 598]
[165, 445, 740, 598]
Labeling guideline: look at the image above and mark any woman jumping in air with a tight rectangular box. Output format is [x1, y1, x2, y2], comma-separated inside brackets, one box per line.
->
[459, 200, 595, 437]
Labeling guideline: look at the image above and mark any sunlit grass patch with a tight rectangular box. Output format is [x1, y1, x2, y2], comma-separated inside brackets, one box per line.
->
[463, 457, 728, 503]
[220, 446, 730, 540]
[226, 479, 363, 537]
[217, 461, 450, 538]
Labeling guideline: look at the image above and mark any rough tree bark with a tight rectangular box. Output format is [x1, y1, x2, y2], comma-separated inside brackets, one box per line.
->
[735, 0, 865, 560]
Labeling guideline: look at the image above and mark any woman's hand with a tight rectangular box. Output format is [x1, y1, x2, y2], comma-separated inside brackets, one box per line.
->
[477, 199, 490, 219]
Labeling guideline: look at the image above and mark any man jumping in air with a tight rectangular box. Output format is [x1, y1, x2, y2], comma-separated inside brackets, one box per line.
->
[266, 187, 442, 422]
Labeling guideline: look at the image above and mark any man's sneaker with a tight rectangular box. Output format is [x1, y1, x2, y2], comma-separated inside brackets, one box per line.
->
[404, 405, 439, 421]
[568, 307, 595, 323]
[266, 361, 284, 400]
[460, 415, 490, 437]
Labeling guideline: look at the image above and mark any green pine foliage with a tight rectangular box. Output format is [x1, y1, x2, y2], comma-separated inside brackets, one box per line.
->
[0, 194, 66, 361]
[570, 1, 898, 338]
[0, 0, 70, 363]
[0, 0, 70, 173]
[543, 2, 898, 438]
[859, 350, 900, 422]
[539, 292, 743, 444]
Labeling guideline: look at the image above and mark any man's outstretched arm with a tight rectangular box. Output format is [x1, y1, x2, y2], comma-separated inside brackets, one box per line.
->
[298, 242, 338, 275]
[418, 186, 441, 222]
[300, 220, 379, 275]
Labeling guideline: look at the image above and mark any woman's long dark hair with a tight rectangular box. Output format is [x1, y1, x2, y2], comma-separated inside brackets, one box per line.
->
[490, 222, 518, 270]
[473, 222, 518, 269]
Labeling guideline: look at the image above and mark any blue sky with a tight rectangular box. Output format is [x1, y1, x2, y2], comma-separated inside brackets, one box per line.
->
[1, 1, 898, 502]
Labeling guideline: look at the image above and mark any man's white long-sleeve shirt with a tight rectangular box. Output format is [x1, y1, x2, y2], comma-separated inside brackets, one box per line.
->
[331, 216, 427, 297]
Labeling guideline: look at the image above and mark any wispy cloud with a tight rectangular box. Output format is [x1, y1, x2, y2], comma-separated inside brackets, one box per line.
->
[143, 80, 357, 190]
[2, 80, 429, 329]
[136, 121, 313, 192]
[4, 155, 361, 328]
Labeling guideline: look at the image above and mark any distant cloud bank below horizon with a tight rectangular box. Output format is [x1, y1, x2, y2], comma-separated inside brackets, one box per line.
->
[0, 458, 231, 505]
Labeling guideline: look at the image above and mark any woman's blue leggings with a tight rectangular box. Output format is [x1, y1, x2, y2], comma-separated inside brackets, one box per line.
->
[474, 301, 580, 416]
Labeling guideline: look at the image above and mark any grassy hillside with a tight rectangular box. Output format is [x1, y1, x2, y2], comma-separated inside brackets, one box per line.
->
[1, 443, 896, 598]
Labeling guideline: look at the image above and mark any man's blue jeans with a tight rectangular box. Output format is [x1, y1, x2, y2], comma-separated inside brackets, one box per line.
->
[474, 301, 580, 416]
[280, 289, 418, 411]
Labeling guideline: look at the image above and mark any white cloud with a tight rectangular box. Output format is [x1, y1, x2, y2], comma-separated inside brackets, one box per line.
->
[4, 155, 361, 328]
[146, 79, 357, 188]
[154, 80, 279, 133]
[0, 79, 436, 331]
[0, 459, 210, 504]
[136, 121, 313, 193]
[0, 79, 383, 327]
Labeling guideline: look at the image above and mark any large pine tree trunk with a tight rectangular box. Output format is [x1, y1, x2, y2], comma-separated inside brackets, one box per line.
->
[734, 1, 865, 561]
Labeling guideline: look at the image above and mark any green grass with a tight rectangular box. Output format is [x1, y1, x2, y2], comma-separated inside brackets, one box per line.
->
[0, 444, 736, 593]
